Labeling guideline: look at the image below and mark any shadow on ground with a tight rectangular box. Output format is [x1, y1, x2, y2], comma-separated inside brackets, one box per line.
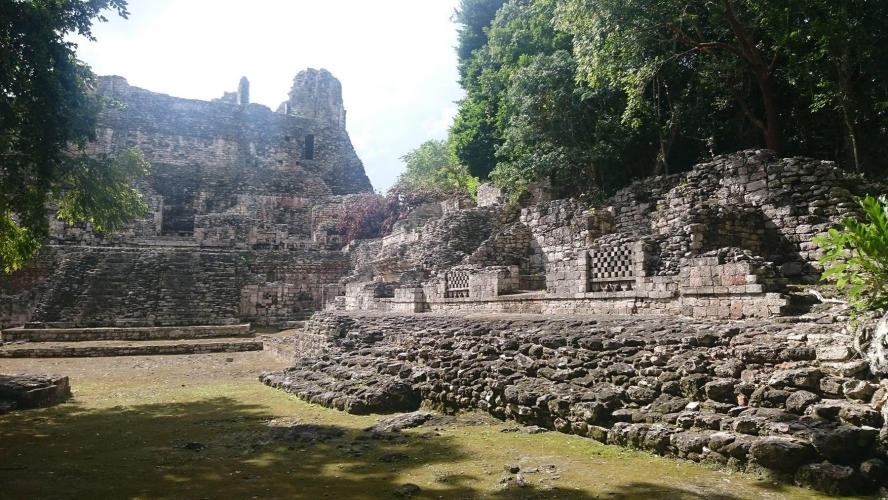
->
[0, 397, 753, 499]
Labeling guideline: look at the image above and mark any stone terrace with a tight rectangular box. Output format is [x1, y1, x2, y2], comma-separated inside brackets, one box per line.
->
[262, 311, 888, 495]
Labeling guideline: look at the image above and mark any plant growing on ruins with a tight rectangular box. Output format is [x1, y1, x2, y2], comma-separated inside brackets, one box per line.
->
[1, 0, 149, 272]
[400, 139, 478, 198]
[815, 195, 888, 312]
[335, 194, 387, 244]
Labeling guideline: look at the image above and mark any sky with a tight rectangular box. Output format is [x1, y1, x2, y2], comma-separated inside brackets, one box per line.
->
[74, 0, 465, 193]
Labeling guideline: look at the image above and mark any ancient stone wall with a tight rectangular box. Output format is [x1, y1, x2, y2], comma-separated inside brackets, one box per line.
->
[0, 69, 371, 328]
[0, 244, 350, 329]
[263, 311, 888, 495]
[337, 150, 868, 321]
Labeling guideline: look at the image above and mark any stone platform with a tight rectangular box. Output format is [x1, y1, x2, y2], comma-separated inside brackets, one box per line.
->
[0, 338, 263, 358]
[0, 374, 71, 413]
[261, 311, 888, 495]
[1, 324, 252, 342]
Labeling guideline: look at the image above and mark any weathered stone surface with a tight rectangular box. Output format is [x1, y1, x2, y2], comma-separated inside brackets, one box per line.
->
[838, 403, 884, 428]
[0, 70, 372, 329]
[785, 390, 820, 414]
[794, 462, 860, 495]
[0, 374, 71, 413]
[367, 411, 434, 433]
[333, 149, 871, 321]
[749, 438, 816, 471]
[259, 312, 885, 495]
[864, 312, 888, 376]
[810, 425, 877, 464]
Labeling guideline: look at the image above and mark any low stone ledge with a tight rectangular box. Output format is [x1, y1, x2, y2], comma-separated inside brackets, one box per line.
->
[0, 341, 262, 358]
[265, 311, 887, 495]
[1, 324, 252, 342]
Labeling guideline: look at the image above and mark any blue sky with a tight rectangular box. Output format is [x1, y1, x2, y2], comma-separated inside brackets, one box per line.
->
[75, 0, 465, 192]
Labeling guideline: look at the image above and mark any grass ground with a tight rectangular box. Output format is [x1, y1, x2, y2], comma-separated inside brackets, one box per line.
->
[0, 352, 874, 499]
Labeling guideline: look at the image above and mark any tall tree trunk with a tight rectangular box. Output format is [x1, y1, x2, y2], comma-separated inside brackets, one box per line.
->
[838, 76, 861, 174]
[723, 0, 783, 154]
[755, 70, 782, 154]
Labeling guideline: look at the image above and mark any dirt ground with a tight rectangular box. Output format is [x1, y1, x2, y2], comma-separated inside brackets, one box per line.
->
[0, 352, 874, 499]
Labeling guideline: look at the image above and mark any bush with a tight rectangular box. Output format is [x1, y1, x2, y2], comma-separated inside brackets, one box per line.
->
[814, 195, 888, 312]
[334, 181, 455, 245]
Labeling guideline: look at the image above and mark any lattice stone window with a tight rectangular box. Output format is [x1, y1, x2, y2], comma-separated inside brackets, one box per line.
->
[588, 245, 635, 292]
[445, 271, 470, 298]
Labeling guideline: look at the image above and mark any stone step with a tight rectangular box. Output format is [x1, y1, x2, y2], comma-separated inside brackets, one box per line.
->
[1, 324, 251, 343]
[0, 337, 263, 358]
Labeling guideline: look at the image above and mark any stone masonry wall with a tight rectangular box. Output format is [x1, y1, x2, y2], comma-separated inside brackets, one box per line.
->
[263, 311, 888, 495]
[607, 150, 867, 281]
[1, 70, 372, 329]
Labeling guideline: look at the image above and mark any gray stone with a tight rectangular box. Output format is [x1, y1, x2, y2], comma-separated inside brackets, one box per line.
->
[749, 437, 816, 471]
[785, 390, 820, 414]
[794, 462, 859, 495]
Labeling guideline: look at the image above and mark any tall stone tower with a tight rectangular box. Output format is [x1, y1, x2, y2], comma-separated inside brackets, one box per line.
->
[284, 68, 347, 128]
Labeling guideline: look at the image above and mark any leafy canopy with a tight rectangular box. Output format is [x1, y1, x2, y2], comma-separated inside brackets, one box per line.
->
[0, 0, 149, 272]
[450, 0, 888, 200]
[400, 139, 478, 198]
[815, 196, 888, 313]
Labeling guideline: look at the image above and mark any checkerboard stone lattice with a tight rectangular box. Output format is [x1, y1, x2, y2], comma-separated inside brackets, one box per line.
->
[445, 271, 470, 298]
[588, 245, 635, 291]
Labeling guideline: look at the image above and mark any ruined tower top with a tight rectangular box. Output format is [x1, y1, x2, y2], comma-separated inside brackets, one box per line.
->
[237, 76, 249, 106]
[283, 68, 346, 128]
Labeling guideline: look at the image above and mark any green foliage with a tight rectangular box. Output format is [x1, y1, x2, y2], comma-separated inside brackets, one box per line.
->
[815, 196, 888, 312]
[56, 149, 151, 233]
[401, 140, 478, 198]
[449, 95, 501, 180]
[449, 0, 887, 199]
[556, 0, 888, 175]
[0, 0, 148, 272]
[454, 0, 509, 83]
[492, 50, 653, 197]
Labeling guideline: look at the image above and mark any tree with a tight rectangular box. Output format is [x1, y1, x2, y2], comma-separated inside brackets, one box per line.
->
[556, 0, 786, 153]
[451, 0, 575, 180]
[776, 0, 888, 176]
[493, 50, 654, 198]
[556, 0, 888, 170]
[0, 0, 149, 272]
[454, 0, 509, 83]
[400, 139, 478, 197]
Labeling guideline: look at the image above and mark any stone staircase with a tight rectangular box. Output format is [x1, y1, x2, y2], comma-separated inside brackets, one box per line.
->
[0, 324, 262, 358]
[30, 247, 243, 327]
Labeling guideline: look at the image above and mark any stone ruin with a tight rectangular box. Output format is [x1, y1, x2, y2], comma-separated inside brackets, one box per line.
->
[332, 149, 868, 320]
[0, 374, 71, 413]
[0, 68, 372, 330]
[259, 149, 888, 495]
[1, 69, 887, 495]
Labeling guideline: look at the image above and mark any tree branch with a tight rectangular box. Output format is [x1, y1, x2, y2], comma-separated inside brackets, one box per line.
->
[733, 90, 766, 132]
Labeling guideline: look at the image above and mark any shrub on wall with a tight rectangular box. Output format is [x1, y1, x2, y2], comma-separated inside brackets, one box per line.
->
[334, 180, 453, 245]
[815, 195, 888, 312]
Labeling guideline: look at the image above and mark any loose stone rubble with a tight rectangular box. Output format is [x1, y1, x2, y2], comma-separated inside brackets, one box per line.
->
[261, 311, 888, 495]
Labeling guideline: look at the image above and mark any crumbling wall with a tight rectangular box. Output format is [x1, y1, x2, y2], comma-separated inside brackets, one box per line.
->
[608, 150, 865, 281]
[0, 70, 372, 328]
[334, 150, 867, 321]
[263, 311, 888, 495]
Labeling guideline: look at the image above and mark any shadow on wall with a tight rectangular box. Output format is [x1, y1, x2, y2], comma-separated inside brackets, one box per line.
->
[687, 206, 821, 284]
[0, 396, 755, 499]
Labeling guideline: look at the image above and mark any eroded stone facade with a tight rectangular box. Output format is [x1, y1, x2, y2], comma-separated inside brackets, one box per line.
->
[0, 69, 371, 328]
[335, 150, 870, 320]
